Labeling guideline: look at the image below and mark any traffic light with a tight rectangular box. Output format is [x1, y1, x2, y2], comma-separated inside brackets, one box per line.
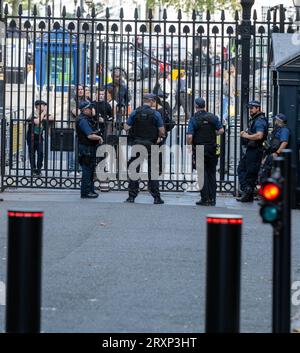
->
[259, 178, 283, 224]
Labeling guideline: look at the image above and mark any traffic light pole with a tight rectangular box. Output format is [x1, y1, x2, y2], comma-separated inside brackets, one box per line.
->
[272, 151, 292, 333]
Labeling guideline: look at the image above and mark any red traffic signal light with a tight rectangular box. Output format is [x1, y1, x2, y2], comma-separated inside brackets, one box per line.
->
[259, 179, 283, 224]
[260, 182, 281, 201]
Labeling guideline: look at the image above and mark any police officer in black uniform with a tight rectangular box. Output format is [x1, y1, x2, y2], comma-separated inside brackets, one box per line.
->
[259, 113, 290, 183]
[76, 101, 103, 199]
[237, 100, 268, 202]
[124, 93, 165, 204]
[187, 98, 224, 206]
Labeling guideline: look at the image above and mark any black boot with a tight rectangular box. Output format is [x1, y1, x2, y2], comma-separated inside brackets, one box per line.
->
[125, 197, 135, 203]
[81, 193, 99, 199]
[237, 192, 253, 203]
[154, 197, 164, 204]
[196, 199, 210, 206]
[208, 199, 216, 206]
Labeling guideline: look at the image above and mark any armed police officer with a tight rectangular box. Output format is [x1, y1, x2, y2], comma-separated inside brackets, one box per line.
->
[187, 98, 224, 206]
[237, 100, 268, 202]
[76, 101, 103, 199]
[259, 113, 290, 183]
[124, 93, 165, 204]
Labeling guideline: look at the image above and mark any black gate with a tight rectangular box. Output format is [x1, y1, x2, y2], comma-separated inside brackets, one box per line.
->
[0, 2, 295, 193]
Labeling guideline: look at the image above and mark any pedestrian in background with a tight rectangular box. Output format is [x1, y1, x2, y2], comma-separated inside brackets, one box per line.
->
[172, 70, 190, 119]
[69, 84, 86, 172]
[106, 68, 131, 109]
[26, 100, 54, 176]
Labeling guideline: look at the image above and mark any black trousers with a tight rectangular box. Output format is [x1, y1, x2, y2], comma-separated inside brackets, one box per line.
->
[128, 146, 160, 199]
[172, 92, 191, 118]
[193, 145, 218, 201]
[238, 147, 263, 194]
[27, 133, 43, 172]
[78, 144, 96, 196]
[201, 154, 218, 201]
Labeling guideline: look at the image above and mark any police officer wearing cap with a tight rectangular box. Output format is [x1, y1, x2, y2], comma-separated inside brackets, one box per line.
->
[187, 98, 224, 206]
[124, 93, 165, 204]
[237, 100, 268, 202]
[259, 113, 290, 183]
[76, 101, 103, 199]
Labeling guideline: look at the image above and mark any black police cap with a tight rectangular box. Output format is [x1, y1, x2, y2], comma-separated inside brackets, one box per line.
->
[143, 93, 157, 101]
[34, 99, 47, 106]
[79, 101, 94, 110]
[195, 97, 206, 108]
[273, 113, 287, 123]
[247, 100, 261, 108]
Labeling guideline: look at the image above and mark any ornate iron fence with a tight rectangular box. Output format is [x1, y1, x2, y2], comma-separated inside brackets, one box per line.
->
[0, 2, 296, 193]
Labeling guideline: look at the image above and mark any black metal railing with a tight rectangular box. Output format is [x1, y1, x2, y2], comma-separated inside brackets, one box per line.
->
[0, 3, 297, 193]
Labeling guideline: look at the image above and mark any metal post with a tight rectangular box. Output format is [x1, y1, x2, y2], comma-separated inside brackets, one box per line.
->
[5, 210, 44, 333]
[220, 124, 226, 181]
[239, 0, 255, 133]
[0, 116, 5, 193]
[272, 154, 291, 333]
[205, 214, 243, 333]
[281, 150, 292, 332]
[28, 0, 31, 17]
[80, 0, 84, 14]
[272, 157, 284, 333]
[0, 7, 5, 195]
[278, 150, 292, 332]
[279, 4, 286, 33]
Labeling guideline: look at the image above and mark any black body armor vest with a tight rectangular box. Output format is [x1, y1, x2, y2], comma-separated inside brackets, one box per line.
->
[76, 115, 98, 146]
[192, 112, 216, 145]
[131, 107, 158, 143]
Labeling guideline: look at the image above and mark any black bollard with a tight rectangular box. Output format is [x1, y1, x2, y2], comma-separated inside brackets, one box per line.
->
[5, 210, 44, 333]
[205, 214, 243, 333]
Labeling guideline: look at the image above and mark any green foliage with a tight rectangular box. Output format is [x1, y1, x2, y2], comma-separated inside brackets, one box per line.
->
[147, 0, 241, 14]
[86, 1, 105, 16]
[6, 0, 38, 15]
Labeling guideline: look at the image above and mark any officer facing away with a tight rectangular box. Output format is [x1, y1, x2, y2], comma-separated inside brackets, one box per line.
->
[259, 113, 290, 183]
[187, 98, 224, 206]
[124, 93, 165, 204]
[237, 100, 268, 202]
[76, 101, 103, 199]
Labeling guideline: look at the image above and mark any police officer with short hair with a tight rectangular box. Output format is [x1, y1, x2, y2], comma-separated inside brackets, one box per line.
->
[124, 93, 165, 204]
[187, 98, 224, 206]
[259, 113, 290, 183]
[237, 100, 268, 202]
[76, 101, 103, 199]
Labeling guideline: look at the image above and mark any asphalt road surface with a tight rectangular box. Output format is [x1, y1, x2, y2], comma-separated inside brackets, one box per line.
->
[0, 190, 299, 333]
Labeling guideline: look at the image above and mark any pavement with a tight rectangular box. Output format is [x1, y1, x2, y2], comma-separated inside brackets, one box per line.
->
[0, 188, 299, 333]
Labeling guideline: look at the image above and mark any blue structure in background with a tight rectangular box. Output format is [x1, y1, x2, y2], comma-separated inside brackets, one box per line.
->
[35, 29, 87, 92]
